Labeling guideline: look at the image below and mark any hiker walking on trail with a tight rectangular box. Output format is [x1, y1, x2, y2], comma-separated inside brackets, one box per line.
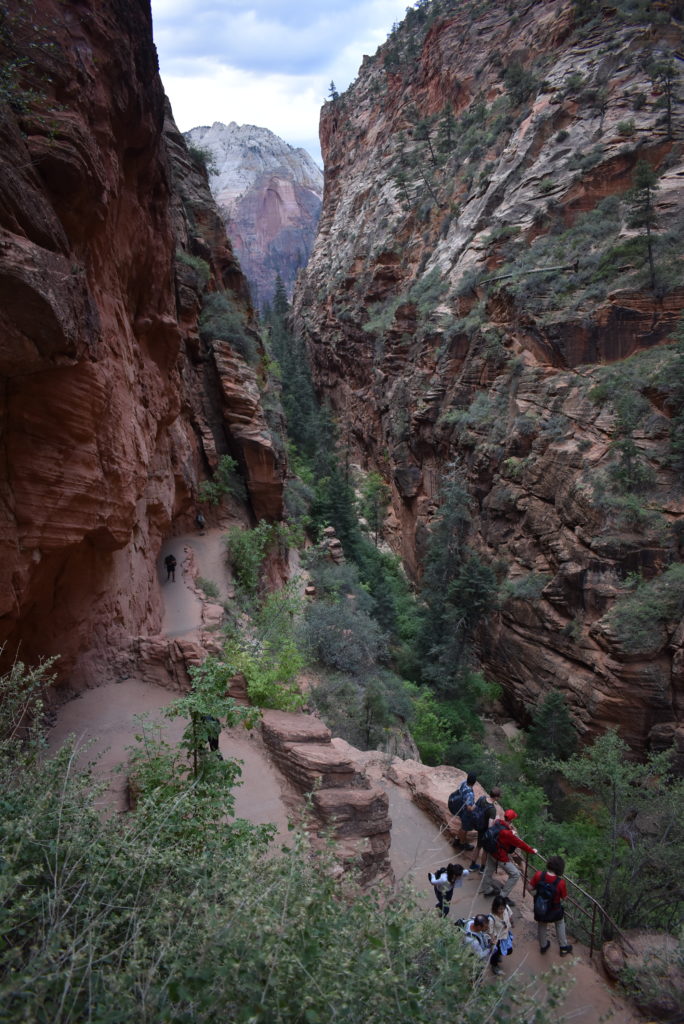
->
[530, 855, 573, 956]
[469, 785, 501, 872]
[488, 893, 514, 975]
[164, 553, 177, 582]
[479, 809, 537, 905]
[448, 772, 477, 851]
[428, 863, 469, 917]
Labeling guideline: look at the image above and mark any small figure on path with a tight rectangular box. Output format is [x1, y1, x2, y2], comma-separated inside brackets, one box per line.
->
[202, 714, 222, 757]
[428, 862, 469, 917]
[479, 809, 537, 905]
[530, 855, 573, 956]
[448, 772, 477, 851]
[470, 785, 501, 871]
[488, 893, 514, 976]
[195, 511, 206, 533]
[164, 553, 177, 582]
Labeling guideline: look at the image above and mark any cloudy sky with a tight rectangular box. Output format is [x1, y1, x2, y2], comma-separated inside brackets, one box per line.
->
[150, 0, 410, 166]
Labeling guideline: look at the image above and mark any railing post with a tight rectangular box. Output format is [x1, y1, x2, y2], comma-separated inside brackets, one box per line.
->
[589, 901, 597, 959]
[523, 851, 529, 896]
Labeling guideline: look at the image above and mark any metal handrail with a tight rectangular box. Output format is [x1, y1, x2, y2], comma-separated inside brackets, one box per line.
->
[520, 848, 637, 958]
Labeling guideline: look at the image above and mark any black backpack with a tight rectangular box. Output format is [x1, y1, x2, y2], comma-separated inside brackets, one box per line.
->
[480, 820, 506, 854]
[470, 796, 492, 833]
[533, 872, 563, 922]
[447, 781, 471, 816]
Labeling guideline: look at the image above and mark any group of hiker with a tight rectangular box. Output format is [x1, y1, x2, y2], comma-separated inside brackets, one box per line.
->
[429, 772, 573, 975]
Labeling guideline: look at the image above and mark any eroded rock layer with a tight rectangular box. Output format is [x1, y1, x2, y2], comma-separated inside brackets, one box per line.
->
[185, 122, 323, 306]
[293, 0, 684, 759]
[0, 0, 284, 688]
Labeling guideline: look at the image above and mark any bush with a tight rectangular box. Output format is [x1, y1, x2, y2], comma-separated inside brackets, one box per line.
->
[302, 598, 388, 675]
[199, 454, 246, 506]
[175, 249, 211, 288]
[604, 563, 684, 655]
[224, 521, 277, 602]
[199, 292, 258, 364]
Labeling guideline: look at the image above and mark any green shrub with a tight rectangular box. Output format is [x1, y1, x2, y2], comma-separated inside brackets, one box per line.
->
[616, 118, 636, 137]
[224, 521, 276, 602]
[199, 454, 246, 506]
[175, 249, 210, 288]
[501, 573, 551, 602]
[302, 598, 388, 675]
[196, 576, 220, 600]
[604, 563, 684, 655]
[199, 292, 258, 363]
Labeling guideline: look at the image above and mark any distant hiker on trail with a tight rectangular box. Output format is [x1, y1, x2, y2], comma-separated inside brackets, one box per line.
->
[202, 714, 222, 757]
[462, 914, 494, 965]
[428, 862, 469, 917]
[195, 511, 206, 533]
[488, 893, 514, 976]
[448, 772, 477, 851]
[164, 553, 177, 582]
[530, 855, 573, 957]
[479, 809, 537, 905]
[469, 785, 501, 872]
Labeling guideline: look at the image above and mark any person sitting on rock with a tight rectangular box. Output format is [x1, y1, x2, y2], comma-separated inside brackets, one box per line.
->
[164, 553, 177, 582]
[428, 862, 469, 917]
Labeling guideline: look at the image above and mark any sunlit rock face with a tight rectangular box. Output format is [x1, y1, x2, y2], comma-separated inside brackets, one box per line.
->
[185, 122, 323, 306]
[0, 0, 283, 689]
[293, 0, 684, 761]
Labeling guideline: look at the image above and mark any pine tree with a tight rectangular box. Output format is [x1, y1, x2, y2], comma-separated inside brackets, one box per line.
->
[627, 160, 659, 290]
[526, 691, 577, 760]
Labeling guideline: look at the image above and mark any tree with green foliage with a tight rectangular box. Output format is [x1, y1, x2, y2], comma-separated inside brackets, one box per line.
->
[360, 470, 391, 544]
[546, 731, 683, 932]
[649, 54, 679, 141]
[527, 691, 577, 761]
[198, 453, 245, 505]
[418, 468, 498, 696]
[627, 160, 659, 290]
[328, 80, 339, 101]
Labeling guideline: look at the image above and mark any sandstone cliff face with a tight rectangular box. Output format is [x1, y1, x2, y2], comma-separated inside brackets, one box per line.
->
[0, 0, 283, 688]
[185, 122, 323, 306]
[293, 0, 684, 759]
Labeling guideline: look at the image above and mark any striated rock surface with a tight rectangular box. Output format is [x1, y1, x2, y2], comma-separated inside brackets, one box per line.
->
[0, 0, 284, 689]
[185, 122, 323, 305]
[261, 709, 393, 885]
[293, 0, 684, 759]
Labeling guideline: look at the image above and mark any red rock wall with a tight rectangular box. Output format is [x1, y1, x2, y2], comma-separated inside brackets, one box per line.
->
[293, 0, 684, 760]
[0, 0, 284, 689]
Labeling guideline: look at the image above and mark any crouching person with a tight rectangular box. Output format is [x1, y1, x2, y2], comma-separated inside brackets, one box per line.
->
[428, 863, 469, 917]
[463, 914, 493, 965]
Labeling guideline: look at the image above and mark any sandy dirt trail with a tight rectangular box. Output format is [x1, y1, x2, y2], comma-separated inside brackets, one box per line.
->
[49, 525, 638, 1022]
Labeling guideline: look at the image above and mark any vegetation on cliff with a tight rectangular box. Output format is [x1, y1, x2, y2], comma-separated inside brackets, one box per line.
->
[0, 661, 568, 1024]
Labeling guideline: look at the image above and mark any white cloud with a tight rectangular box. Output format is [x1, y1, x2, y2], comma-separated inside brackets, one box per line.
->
[151, 0, 408, 164]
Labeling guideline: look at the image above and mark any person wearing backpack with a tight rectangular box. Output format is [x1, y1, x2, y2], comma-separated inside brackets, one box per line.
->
[479, 809, 537, 905]
[488, 893, 514, 975]
[164, 553, 177, 582]
[469, 786, 501, 871]
[530, 855, 573, 956]
[462, 914, 494, 965]
[447, 772, 477, 851]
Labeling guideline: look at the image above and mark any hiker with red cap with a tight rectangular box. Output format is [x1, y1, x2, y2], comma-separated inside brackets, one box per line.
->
[479, 809, 537, 906]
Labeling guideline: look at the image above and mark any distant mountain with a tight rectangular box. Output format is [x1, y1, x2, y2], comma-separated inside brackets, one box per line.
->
[185, 121, 323, 307]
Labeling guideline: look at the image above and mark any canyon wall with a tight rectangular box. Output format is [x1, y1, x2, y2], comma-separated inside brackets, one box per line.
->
[0, 0, 283, 690]
[293, 0, 684, 760]
[185, 122, 323, 306]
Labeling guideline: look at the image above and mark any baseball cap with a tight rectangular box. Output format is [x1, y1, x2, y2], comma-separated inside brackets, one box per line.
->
[504, 809, 518, 821]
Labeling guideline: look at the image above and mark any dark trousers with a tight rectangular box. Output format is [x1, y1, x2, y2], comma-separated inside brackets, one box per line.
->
[434, 886, 454, 917]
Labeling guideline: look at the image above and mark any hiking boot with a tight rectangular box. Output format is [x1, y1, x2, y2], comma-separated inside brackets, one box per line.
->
[478, 864, 486, 872]
[559, 945, 573, 956]
[540, 942, 550, 954]
[469, 861, 479, 870]
[491, 965, 503, 976]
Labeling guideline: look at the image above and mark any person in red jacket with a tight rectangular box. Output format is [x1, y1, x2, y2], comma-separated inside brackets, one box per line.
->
[529, 855, 573, 956]
[479, 809, 537, 906]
